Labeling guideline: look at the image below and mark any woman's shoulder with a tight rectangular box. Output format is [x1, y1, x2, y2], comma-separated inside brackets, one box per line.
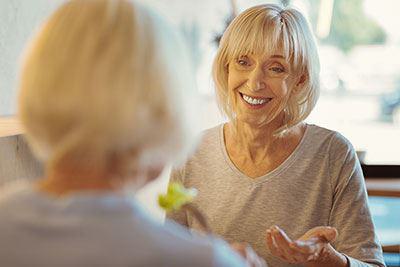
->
[305, 124, 358, 175]
[0, 180, 37, 230]
[171, 124, 225, 174]
[138, 217, 238, 266]
[189, 123, 223, 157]
[201, 123, 223, 143]
[0, 180, 33, 207]
[306, 124, 354, 153]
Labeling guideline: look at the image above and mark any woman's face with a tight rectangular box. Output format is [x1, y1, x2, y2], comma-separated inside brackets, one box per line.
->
[227, 52, 296, 127]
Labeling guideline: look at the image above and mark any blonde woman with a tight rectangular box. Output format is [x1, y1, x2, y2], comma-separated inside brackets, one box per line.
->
[167, 4, 385, 267]
[0, 1, 267, 266]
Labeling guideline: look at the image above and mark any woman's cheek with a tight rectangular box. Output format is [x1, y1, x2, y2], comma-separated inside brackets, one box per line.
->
[271, 79, 290, 98]
[228, 69, 247, 90]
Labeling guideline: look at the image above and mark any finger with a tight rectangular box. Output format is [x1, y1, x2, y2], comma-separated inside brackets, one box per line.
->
[287, 241, 319, 263]
[319, 227, 338, 242]
[271, 227, 291, 251]
[266, 229, 286, 260]
[265, 230, 278, 254]
[290, 238, 321, 254]
[273, 228, 319, 263]
[307, 252, 320, 262]
[301, 226, 338, 242]
[271, 227, 298, 263]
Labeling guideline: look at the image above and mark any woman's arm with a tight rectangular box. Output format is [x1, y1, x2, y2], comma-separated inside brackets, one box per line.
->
[265, 133, 385, 267]
[325, 134, 385, 267]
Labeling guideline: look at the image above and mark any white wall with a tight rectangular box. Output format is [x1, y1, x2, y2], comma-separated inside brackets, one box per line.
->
[0, 0, 63, 116]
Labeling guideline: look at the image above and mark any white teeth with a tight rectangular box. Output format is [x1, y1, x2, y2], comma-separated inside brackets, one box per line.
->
[242, 94, 269, 105]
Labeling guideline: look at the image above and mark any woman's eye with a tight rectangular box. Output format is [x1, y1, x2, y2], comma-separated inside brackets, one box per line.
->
[270, 66, 285, 73]
[237, 58, 250, 66]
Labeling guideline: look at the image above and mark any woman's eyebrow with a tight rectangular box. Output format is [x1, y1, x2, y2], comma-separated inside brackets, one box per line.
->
[270, 55, 285, 59]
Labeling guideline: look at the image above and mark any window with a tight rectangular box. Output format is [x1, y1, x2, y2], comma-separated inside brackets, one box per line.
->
[306, 0, 400, 165]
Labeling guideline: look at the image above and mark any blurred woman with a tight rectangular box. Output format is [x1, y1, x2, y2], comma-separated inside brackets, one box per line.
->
[0, 1, 265, 266]
[167, 4, 385, 267]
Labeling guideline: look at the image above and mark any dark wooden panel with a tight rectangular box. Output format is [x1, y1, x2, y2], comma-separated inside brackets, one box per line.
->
[362, 164, 400, 179]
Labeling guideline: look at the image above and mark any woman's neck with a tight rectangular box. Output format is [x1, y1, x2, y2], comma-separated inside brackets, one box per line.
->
[36, 165, 124, 197]
[225, 116, 305, 164]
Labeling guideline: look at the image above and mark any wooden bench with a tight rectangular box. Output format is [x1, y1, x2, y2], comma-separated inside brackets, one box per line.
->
[0, 116, 43, 187]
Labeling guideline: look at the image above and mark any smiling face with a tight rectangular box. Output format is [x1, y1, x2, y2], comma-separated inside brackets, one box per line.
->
[227, 52, 296, 127]
[213, 4, 320, 135]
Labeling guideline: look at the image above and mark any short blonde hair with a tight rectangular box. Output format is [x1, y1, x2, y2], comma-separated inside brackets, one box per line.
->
[213, 4, 320, 135]
[18, 0, 198, 172]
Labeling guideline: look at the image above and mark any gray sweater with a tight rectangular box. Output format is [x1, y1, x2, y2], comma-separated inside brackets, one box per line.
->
[0, 180, 246, 267]
[167, 124, 385, 267]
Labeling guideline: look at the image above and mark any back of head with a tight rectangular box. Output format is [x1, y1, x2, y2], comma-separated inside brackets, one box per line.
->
[19, 0, 198, 174]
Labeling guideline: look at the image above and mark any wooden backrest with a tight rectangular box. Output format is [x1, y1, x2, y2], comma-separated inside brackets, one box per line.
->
[0, 134, 43, 187]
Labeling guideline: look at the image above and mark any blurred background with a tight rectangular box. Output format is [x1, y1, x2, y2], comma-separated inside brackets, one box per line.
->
[140, 0, 400, 165]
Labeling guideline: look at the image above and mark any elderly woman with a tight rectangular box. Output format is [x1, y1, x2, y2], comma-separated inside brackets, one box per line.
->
[0, 1, 267, 266]
[167, 4, 385, 267]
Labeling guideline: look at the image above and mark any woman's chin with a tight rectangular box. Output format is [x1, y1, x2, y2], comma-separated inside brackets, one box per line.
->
[235, 110, 284, 129]
[235, 115, 269, 127]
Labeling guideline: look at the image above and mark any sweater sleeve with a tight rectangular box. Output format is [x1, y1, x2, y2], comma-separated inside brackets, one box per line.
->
[328, 133, 385, 267]
[165, 166, 189, 227]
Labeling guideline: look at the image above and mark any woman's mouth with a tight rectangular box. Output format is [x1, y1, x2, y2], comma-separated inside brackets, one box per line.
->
[240, 93, 272, 108]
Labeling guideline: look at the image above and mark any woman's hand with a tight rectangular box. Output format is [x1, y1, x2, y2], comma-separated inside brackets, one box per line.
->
[230, 242, 267, 267]
[265, 225, 344, 265]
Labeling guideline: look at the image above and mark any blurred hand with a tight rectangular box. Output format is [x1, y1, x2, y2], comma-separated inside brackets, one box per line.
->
[230, 242, 267, 267]
[265, 225, 338, 264]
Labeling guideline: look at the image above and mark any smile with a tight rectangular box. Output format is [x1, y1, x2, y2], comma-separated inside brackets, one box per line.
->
[240, 93, 272, 106]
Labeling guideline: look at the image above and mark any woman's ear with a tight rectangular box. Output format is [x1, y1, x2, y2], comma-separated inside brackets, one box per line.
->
[296, 74, 307, 87]
[292, 74, 307, 94]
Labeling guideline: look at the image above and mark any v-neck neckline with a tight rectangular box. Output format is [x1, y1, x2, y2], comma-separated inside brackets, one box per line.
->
[219, 123, 311, 185]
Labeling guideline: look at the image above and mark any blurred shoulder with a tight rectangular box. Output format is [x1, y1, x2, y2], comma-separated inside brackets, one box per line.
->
[0, 180, 33, 209]
[136, 214, 235, 266]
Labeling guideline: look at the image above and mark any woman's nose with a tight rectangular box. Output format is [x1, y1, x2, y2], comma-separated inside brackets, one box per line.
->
[248, 67, 266, 92]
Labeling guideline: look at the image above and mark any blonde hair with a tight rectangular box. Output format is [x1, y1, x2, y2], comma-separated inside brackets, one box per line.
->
[213, 4, 320, 135]
[18, 0, 198, 173]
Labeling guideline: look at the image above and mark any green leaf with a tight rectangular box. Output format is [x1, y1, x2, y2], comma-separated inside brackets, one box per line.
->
[158, 182, 198, 212]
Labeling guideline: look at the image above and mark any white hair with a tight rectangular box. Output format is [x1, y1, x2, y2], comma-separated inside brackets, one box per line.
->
[213, 4, 320, 136]
[18, 0, 199, 173]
